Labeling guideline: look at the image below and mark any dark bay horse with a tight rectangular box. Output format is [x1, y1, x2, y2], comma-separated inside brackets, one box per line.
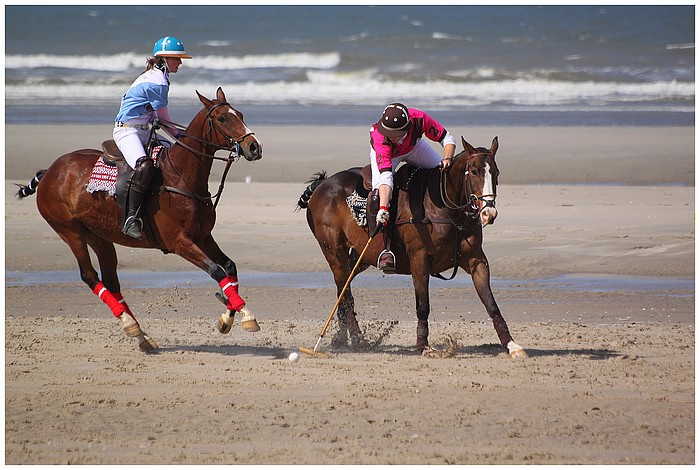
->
[297, 137, 526, 358]
[16, 87, 262, 352]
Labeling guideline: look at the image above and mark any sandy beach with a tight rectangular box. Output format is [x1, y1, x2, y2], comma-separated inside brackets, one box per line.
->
[4, 124, 695, 464]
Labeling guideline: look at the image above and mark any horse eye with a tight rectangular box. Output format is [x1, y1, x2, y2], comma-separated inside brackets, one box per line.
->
[471, 169, 478, 176]
[217, 116, 226, 123]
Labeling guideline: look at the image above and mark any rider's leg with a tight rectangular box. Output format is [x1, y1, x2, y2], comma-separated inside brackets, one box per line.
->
[114, 125, 152, 239]
[122, 156, 155, 239]
[403, 139, 443, 168]
[370, 152, 397, 274]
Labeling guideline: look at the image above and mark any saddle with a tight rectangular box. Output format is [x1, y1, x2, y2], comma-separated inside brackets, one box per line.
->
[366, 164, 431, 224]
[347, 164, 431, 231]
[98, 139, 164, 229]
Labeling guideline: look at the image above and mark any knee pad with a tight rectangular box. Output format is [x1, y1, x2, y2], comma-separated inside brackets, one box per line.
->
[131, 157, 155, 192]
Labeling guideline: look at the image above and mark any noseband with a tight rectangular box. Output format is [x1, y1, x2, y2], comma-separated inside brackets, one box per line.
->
[439, 152, 497, 220]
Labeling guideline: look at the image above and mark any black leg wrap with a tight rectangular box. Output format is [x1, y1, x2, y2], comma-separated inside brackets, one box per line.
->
[223, 260, 238, 277]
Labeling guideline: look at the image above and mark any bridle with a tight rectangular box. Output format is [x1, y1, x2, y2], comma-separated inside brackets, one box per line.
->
[439, 151, 497, 220]
[203, 101, 256, 159]
[153, 100, 254, 163]
[152, 101, 256, 208]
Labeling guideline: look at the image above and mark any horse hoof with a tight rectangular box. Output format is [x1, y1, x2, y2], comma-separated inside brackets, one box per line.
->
[349, 331, 370, 350]
[239, 307, 260, 332]
[138, 334, 159, 353]
[507, 341, 527, 359]
[121, 314, 142, 337]
[217, 311, 234, 334]
[509, 348, 528, 359]
[242, 320, 260, 332]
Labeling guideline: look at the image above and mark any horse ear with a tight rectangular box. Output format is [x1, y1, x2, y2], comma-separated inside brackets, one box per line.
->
[461, 136, 476, 154]
[216, 87, 226, 102]
[197, 90, 212, 108]
[491, 136, 499, 155]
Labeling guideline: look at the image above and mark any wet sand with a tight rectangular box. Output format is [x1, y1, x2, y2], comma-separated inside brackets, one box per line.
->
[4, 125, 695, 464]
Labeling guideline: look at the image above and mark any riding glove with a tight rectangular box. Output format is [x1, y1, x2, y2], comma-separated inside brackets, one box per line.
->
[376, 206, 390, 225]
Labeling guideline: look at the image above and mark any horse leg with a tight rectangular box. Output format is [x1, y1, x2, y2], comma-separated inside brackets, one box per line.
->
[469, 257, 526, 358]
[176, 235, 260, 333]
[317, 239, 367, 348]
[51, 221, 157, 352]
[337, 284, 369, 349]
[411, 268, 432, 352]
[86, 234, 158, 352]
[342, 248, 370, 348]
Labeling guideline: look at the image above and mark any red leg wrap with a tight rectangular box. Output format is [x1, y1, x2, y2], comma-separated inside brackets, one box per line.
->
[93, 282, 127, 318]
[112, 292, 136, 320]
[218, 276, 245, 311]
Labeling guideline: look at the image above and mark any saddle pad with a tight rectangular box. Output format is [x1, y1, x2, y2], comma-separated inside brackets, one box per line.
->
[346, 190, 368, 227]
[86, 158, 119, 195]
[86, 146, 163, 196]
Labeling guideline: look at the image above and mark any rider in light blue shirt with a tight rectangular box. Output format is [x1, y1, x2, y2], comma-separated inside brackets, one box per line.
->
[113, 36, 192, 239]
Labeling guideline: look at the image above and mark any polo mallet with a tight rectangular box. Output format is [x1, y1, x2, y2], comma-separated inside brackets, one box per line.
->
[300, 223, 383, 358]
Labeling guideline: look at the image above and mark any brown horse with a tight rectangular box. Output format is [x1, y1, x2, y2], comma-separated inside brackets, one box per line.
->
[16, 87, 263, 352]
[297, 136, 526, 358]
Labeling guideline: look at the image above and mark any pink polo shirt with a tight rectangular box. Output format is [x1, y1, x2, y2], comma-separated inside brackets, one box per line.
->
[369, 108, 448, 172]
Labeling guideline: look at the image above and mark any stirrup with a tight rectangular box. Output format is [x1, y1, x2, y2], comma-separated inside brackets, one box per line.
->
[378, 250, 396, 274]
[122, 216, 143, 239]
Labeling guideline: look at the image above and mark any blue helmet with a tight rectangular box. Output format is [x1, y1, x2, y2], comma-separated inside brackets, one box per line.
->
[153, 36, 192, 59]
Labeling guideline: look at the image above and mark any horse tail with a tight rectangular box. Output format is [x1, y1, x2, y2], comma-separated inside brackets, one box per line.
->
[296, 170, 327, 210]
[16, 170, 47, 199]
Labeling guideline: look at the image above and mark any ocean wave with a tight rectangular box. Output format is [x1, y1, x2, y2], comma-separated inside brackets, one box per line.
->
[5, 75, 693, 111]
[666, 43, 695, 50]
[5, 51, 341, 72]
[431, 32, 472, 41]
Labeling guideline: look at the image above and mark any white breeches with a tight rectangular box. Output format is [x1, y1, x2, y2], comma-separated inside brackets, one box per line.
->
[113, 126, 150, 168]
[370, 139, 443, 191]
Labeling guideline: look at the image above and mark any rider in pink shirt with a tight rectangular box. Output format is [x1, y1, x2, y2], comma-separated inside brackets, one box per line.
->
[369, 103, 456, 273]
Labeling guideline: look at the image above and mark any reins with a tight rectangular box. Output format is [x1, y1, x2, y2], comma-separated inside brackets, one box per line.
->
[152, 102, 254, 209]
[439, 151, 493, 219]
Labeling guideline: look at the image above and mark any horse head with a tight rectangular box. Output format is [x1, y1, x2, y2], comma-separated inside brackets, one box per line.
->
[195, 87, 262, 161]
[452, 136, 499, 226]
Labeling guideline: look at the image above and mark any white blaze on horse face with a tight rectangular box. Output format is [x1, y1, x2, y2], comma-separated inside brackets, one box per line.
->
[227, 108, 253, 135]
[480, 161, 498, 226]
[228, 108, 262, 160]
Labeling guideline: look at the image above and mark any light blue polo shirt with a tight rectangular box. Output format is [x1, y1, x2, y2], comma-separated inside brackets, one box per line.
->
[115, 68, 169, 123]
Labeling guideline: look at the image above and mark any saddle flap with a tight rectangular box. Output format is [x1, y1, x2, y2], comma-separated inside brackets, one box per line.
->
[101, 140, 124, 164]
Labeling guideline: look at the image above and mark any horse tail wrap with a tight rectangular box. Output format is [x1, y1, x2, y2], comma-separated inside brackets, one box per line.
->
[16, 170, 47, 199]
[296, 170, 327, 210]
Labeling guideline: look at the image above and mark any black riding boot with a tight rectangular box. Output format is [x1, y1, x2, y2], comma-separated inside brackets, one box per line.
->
[122, 157, 155, 239]
[123, 188, 146, 238]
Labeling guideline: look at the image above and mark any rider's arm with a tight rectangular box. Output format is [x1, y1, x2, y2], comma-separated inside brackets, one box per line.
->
[440, 132, 457, 167]
[419, 110, 456, 167]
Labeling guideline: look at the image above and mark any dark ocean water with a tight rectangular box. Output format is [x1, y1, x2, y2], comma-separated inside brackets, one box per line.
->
[5, 5, 694, 126]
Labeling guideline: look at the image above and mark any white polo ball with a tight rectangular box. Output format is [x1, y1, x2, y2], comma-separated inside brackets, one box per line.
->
[288, 352, 300, 363]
